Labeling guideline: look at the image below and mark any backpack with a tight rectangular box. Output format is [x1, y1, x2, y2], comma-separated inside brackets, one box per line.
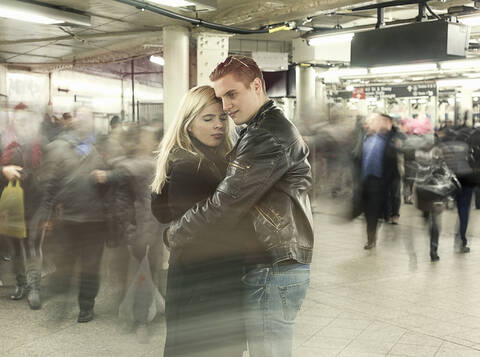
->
[467, 128, 480, 172]
[439, 127, 480, 184]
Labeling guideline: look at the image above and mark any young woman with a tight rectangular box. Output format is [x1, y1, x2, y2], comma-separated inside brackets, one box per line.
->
[151, 86, 245, 357]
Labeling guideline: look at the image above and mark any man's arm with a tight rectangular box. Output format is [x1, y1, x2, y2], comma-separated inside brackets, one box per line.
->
[35, 142, 67, 220]
[168, 129, 289, 249]
[1, 165, 22, 183]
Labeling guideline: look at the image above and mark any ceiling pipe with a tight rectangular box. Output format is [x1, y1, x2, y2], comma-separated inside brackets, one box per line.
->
[113, 0, 274, 34]
[0, 30, 163, 46]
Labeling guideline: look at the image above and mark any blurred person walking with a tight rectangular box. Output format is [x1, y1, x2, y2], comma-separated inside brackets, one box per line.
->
[352, 113, 400, 249]
[0, 103, 44, 309]
[93, 125, 165, 340]
[35, 106, 108, 322]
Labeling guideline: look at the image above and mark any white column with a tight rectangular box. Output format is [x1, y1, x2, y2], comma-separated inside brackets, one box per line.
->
[295, 65, 316, 131]
[0, 65, 6, 97]
[196, 33, 229, 86]
[315, 78, 327, 120]
[460, 88, 473, 126]
[163, 26, 189, 130]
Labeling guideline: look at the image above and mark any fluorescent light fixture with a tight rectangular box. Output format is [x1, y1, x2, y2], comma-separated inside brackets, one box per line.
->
[393, 79, 404, 83]
[317, 67, 368, 78]
[346, 85, 354, 91]
[148, 0, 196, 6]
[308, 33, 355, 46]
[0, 0, 90, 26]
[437, 78, 480, 88]
[464, 73, 480, 78]
[370, 63, 437, 74]
[440, 59, 480, 70]
[150, 55, 164, 66]
[459, 14, 480, 26]
[147, 0, 217, 11]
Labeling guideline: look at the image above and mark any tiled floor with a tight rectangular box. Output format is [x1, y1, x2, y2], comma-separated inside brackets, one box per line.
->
[294, 197, 480, 356]
[1, 197, 480, 356]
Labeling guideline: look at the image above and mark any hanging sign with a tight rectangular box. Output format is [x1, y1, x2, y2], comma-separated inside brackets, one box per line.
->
[356, 82, 437, 99]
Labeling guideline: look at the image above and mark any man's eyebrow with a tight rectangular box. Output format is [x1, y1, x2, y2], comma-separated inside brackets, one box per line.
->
[224, 89, 236, 96]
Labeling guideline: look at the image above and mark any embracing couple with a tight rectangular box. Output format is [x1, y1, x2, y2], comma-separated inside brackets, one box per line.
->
[151, 56, 314, 357]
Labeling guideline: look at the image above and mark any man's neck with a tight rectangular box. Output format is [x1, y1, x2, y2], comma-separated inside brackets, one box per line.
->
[248, 97, 270, 122]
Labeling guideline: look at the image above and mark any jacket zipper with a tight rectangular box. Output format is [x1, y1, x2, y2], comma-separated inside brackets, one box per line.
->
[255, 206, 279, 230]
[230, 161, 251, 170]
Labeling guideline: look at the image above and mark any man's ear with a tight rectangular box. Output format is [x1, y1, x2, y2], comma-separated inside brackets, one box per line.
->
[252, 77, 263, 94]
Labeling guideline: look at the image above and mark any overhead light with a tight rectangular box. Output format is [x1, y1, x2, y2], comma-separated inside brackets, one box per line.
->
[370, 63, 437, 74]
[317, 67, 368, 78]
[148, 0, 196, 6]
[308, 33, 355, 46]
[459, 14, 480, 26]
[440, 59, 480, 70]
[0, 0, 91, 26]
[393, 79, 404, 83]
[437, 78, 480, 88]
[464, 73, 480, 78]
[150, 55, 164, 66]
[147, 0, 217, 11]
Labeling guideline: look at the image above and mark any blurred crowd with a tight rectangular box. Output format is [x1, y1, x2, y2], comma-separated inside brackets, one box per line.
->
[0, 102, 165, 334]
[309, 110, 480, 262]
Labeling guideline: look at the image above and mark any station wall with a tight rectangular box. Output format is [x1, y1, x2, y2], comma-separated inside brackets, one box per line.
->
[6, 69, 163, 121]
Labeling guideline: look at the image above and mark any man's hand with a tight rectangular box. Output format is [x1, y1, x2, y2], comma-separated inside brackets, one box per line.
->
[92, 170, 108, 184]
[2, 165, 23, 181]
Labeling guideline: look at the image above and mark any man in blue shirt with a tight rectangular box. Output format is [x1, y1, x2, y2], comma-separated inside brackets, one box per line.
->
[359, 113, 398, 249]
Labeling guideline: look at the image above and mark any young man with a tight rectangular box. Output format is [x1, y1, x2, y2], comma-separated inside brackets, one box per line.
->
[166, 55, 314, 356]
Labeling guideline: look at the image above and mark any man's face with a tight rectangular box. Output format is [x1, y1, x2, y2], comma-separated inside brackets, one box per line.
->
[212, 73, 264, 126]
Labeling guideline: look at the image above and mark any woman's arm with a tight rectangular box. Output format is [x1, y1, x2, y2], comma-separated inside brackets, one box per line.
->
[152, 159, 210, 224]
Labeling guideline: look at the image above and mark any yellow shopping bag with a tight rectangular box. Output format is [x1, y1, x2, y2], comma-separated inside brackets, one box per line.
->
[0, 180, 27, 238]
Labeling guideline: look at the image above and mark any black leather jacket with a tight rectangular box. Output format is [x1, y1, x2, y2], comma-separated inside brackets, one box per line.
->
[168, 100, 314, 265]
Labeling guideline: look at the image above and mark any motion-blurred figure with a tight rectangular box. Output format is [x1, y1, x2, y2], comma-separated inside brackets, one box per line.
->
[352, 113, 400, 249]
[93, 124, 164, 341]
[36, 106, 107, 322]
[0, 103, 43, 309]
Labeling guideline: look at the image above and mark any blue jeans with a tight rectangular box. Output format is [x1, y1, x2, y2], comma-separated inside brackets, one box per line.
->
[455, 186, 473, 247]
[242, 263, 310, 357]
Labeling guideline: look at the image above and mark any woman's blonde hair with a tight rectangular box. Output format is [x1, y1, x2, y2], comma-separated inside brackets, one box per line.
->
[151, 85, 234, 193]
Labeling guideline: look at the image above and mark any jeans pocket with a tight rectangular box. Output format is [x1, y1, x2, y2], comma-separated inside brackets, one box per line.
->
[278, 279, 309, 322]
[241, 267, 270, 287]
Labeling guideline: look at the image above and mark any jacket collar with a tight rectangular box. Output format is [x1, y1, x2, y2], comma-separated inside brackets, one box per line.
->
[246, 99, 275, 128]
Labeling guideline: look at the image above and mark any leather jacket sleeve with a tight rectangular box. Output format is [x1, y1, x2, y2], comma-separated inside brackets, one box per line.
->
[168, 128, 289, 249]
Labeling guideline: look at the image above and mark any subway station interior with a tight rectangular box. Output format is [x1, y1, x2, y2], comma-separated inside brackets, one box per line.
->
[2, 0, 480, 356]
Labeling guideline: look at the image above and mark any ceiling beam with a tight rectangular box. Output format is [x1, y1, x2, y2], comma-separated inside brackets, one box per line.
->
[0, 30, 163, 46]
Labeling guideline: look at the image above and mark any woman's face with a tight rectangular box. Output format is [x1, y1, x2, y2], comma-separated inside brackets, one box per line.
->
[188, 102, 227, 148]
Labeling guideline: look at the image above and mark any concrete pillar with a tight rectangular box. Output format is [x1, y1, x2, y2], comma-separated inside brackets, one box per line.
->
[460, 88, 473, 126]
[163, 26, 189, 130]
[315, 78, 327, 120]
[0, 65, 6, 97]
[295, 65, 316, 132]
[196, 33, 229, 86]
